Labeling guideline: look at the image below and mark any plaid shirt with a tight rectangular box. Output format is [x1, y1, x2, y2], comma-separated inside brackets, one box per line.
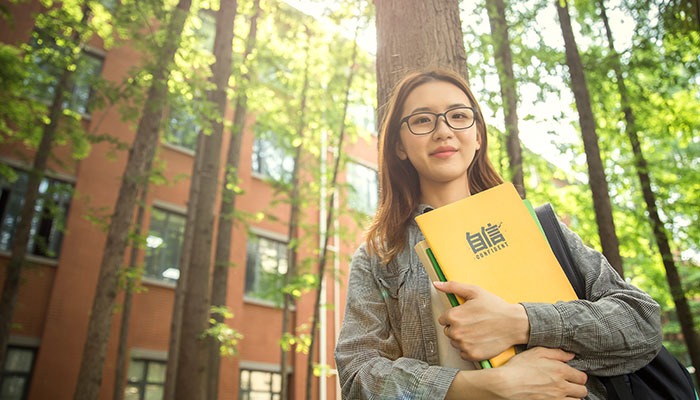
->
[335, 205, 662, 399]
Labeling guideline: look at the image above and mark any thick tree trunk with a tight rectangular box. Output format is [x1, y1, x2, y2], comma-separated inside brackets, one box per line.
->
[304, 17, 360, 400]
[280, 25, 311, 400]
[599, 0, 700, 375]
[555, 0, 624, 277]
[73, 1, 192, 398]
[207, 1, 261, 398]
[0, 57, 74, 370]
[112, 166, 150, 400]
[375, 0, 468, 126]
[485, 0, 525, 198]
[174, 0, 237, 398]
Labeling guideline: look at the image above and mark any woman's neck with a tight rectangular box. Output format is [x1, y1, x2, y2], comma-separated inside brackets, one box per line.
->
[419, 178, 471, 209]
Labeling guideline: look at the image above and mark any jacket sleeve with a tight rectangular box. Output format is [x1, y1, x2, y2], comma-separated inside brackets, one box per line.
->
[521, 221, 662, 375]
[334, 244, 458, 399]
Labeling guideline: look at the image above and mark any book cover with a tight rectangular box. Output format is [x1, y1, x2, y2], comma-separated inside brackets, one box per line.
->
[414, 182, 578, 367]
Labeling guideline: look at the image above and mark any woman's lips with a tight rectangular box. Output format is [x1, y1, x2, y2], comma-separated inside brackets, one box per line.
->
[431, 147, 457, 158]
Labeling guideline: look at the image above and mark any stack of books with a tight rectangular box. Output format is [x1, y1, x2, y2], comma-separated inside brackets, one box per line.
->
[414, 182, 578, 369]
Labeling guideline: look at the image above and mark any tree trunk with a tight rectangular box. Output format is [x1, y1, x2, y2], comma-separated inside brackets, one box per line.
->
[599, 0, 700, 375]
[112, 162, 151, 400]
[207, 1, 261, 398]
[375, 0, 468, 127]
[304, 16, 360, 400]
[485, 0, 525, 198]
[73, 1, 192, 398]
[280, 25, 311, 400]
[174, 0, 237, 398]
[0, 48, 75, 370]
[554, 0, 624, 277]
[163, 132, 204, 400]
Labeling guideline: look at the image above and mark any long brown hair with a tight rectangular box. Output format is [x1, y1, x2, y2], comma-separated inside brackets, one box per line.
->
[366, 70, 503, 263]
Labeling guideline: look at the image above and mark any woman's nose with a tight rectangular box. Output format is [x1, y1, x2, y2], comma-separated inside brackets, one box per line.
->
[431, 115, 454, 140]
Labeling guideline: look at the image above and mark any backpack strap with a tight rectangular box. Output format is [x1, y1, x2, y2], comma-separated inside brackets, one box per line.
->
[534, 203, 585, 298]
[535, 203, 638, 400]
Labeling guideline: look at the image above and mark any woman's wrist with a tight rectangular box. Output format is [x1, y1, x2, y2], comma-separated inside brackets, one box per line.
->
[445, 369, 499, 400]
[510, 303, 530, 345]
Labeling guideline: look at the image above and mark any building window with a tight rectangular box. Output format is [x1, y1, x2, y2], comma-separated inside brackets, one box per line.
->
[124, 359, 166, 400]
[346, 161, 378, 215]
[245, 235, 288, 304]
[0, 168, 72, 258]
[0, 346, 36, 400]
[25, 31, 103, 115]
[165, 96, 199, 151]
[239, 369, 282, 400]
[144, 208, 185, 283]
[251, 136, 294, 183]
[348, 103, 375, 135]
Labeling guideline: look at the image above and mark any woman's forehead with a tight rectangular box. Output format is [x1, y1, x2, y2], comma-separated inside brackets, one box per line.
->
[401, 80, 472, 115]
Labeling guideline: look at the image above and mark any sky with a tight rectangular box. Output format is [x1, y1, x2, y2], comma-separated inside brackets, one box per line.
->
[285, 0, 637, 173]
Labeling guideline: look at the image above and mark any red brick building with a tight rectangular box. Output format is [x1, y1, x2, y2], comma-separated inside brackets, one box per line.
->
[0, 2, 378, 399]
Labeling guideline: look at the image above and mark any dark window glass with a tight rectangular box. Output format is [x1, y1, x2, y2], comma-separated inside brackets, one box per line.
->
[165, 96, 199, 151]
[124, 359, 165, 400]
[0, 346, 36, 400]
[245, 236, 288, 304]
[238, 369, 283, 400]
[0, 168, 72, 258]
[144, 208, 186, 283]
[346, 161, 378, 215]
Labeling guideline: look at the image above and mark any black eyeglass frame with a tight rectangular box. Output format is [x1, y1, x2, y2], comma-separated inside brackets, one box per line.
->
[400, 106, 478, 135]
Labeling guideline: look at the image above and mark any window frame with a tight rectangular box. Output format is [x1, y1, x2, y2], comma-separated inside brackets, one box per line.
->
[243, 228, 289, 307]
[238, 367, 283, 400]
[124, 358, 166, 400]
[345, 159, 379, 215]
[143, 203, 187, 285]
[0, 164, 74, 259]
[0, 346, 37, 400]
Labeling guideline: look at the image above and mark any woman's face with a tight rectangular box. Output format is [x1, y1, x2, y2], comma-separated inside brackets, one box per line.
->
[396, 80, 480, 194]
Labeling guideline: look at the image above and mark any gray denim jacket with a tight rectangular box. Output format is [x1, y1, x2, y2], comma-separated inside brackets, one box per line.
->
[335, 206, 662, 399]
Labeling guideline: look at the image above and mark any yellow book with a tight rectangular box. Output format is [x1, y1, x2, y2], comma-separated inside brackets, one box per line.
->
[414, 182, 578, 367]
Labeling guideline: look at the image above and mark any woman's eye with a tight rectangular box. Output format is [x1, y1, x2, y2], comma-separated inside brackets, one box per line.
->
[451, 113, 467, 119]
[413, 116, 432, 125]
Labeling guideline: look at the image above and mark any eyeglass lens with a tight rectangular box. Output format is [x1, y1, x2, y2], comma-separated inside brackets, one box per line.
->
[408, 108, 475, 134]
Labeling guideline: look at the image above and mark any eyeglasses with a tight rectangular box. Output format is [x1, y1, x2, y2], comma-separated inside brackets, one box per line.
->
[400, 106, 477, 135]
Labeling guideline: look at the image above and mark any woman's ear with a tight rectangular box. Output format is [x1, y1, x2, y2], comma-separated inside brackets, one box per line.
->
[396, 141, 408, 160]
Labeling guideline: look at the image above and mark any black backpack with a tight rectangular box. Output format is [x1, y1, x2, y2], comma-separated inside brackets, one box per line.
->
[535, 203, 697, 400]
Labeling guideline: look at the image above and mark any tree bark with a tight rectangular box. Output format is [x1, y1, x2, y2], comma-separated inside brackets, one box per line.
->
[555, 0, 624, 277]
[112, 162, 151, 400]
[0, 44, 76, 370]
[206, 0, 260, 398]
[280, 25, 311, 400]
[375, 0, 468, 127]
[174, 0, 237, 398]
[73, 1, 192, 398]
[485, 0, 525, 198]
[163, 131, 204, 400]
[599, 0, 700, 375]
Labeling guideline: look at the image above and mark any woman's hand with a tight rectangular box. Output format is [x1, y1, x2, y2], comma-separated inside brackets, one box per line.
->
[446, 347, 588, 400]
[435, 281, 530, 361]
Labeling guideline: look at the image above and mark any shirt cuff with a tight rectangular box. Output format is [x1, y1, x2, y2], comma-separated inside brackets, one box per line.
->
[415, 365, 459, 400]
[521, 302, 564, 349]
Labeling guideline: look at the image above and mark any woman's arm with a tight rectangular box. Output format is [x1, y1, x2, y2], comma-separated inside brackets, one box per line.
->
[335, 244, 458, 399]
[522, 221, 663, 375]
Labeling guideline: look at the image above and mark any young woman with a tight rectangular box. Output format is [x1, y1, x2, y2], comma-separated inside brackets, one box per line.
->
[334, 70, 662, 399]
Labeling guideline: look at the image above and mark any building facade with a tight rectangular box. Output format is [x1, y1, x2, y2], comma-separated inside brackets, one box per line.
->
[0, 2, 378, 399]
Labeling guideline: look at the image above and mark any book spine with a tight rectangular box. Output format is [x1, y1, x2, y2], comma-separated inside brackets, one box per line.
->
[425, 248, 493, 370]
